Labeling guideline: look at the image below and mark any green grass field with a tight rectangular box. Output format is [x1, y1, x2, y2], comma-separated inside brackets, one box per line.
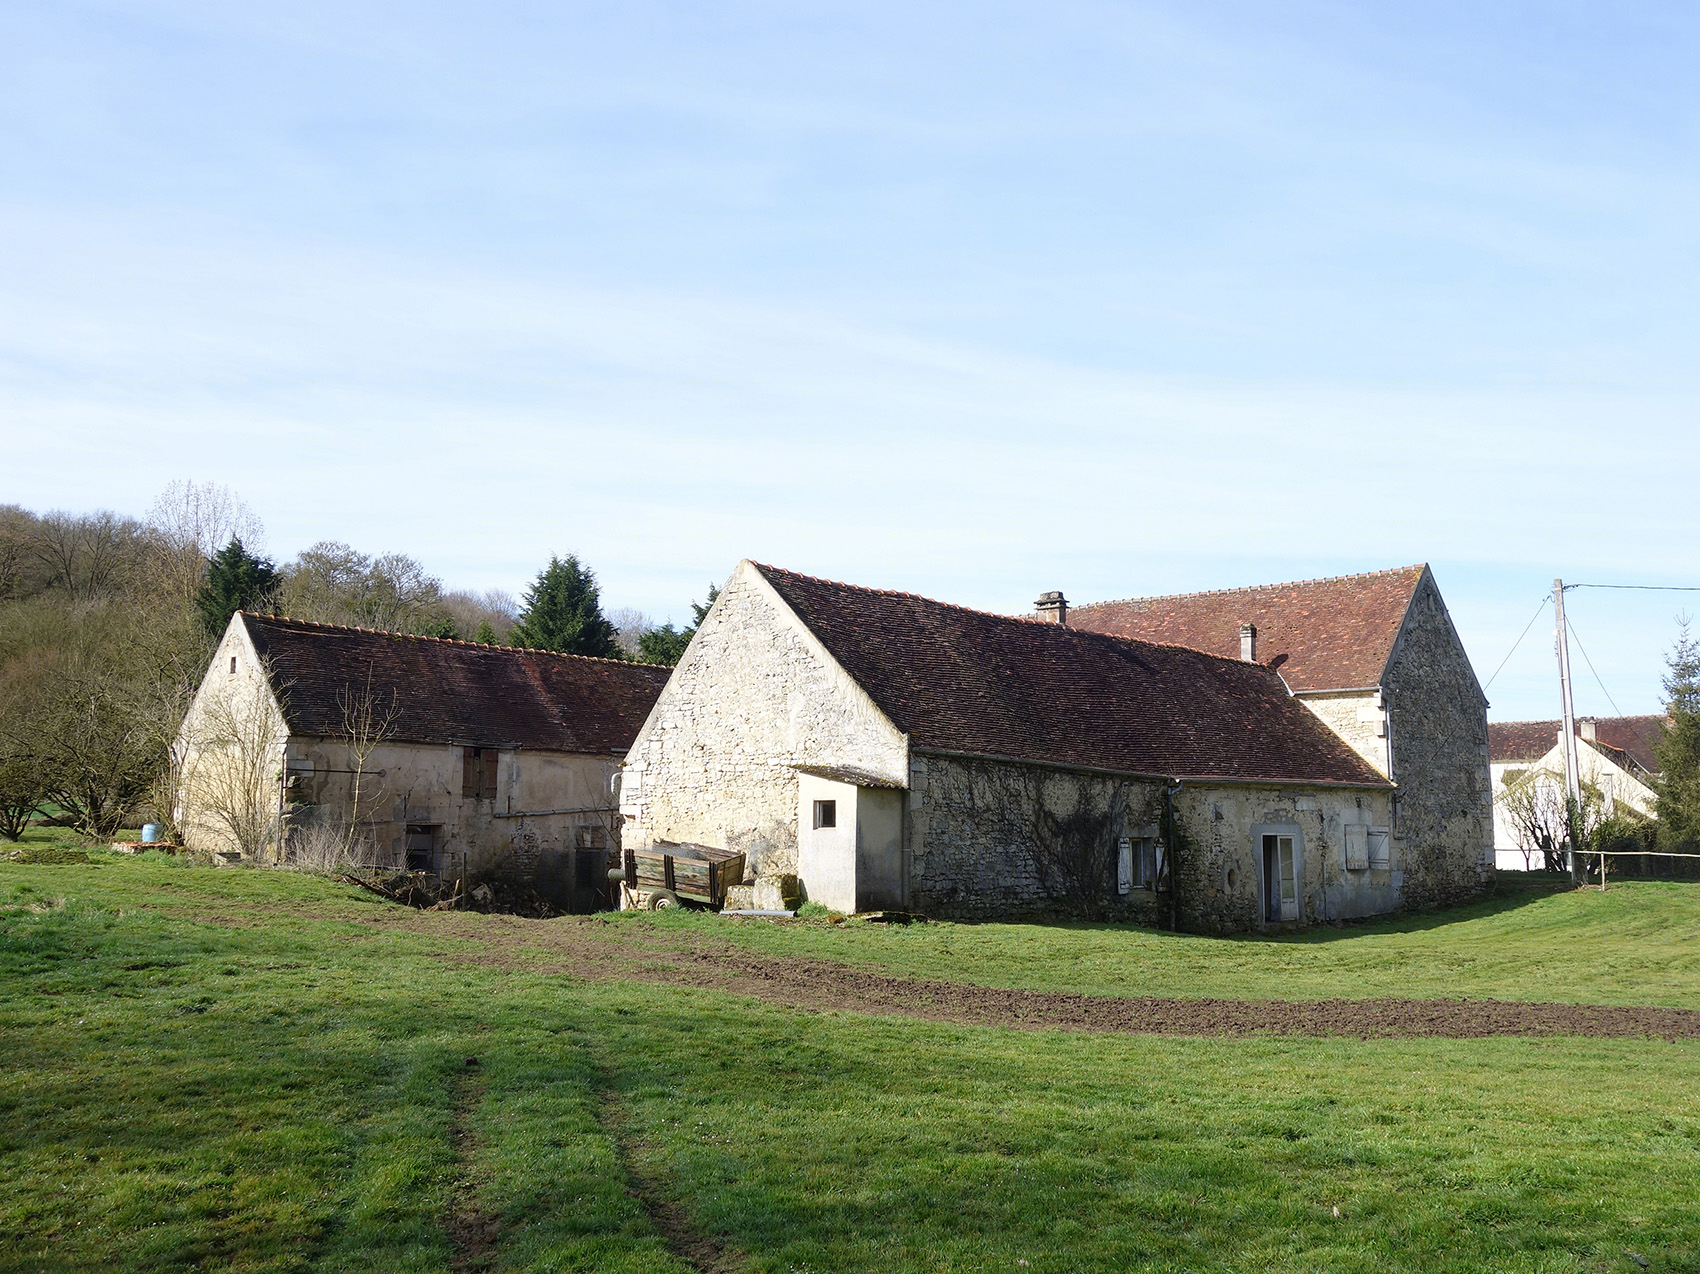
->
[4, 827, 1699, 1273]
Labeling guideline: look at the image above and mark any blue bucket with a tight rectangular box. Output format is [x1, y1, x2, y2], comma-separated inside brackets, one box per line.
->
[141, 824, 162, 844]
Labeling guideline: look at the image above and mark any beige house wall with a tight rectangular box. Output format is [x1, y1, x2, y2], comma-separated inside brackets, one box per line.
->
[174, 619, 290, 856]
[1298, 690, 1390, 775]
[281, 738, 621, 876]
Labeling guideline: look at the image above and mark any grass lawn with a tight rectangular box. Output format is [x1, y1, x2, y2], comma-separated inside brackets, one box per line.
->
[4, 826, 1699, 1273]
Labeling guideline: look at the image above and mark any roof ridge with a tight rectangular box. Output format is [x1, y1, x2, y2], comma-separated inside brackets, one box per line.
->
[1490, 713, 1668, 727]
[237, 612, 660, 670]
[1069, 563, 1427, 613]
[750, 563, 1289, 677]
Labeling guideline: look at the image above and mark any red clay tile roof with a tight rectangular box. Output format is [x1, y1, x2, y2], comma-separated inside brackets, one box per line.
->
[755, 565, 1390, 788]
[240, 614, 669, 752]
[1488, 715, 1665, 774]
[1065, 566, 1427, 693]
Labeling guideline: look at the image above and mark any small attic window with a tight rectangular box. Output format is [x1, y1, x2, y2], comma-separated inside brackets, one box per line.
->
[813, 799, 837, 830]
[229, 656, 237, 674]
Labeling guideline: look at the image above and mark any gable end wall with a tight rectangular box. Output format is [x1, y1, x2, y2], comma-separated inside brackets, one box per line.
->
[1383, 572, 1493, 905]
[620, 565, 908, 876]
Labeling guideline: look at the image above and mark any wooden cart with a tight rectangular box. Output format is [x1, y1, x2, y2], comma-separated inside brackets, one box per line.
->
[622, 841, 746, 910]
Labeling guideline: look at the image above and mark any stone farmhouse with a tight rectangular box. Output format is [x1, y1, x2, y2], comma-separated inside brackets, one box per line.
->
[1488, 715, 1662, 868]
[176, 613, 668, 908]
[621, 560, 1419, 931]
[1062, 564, 1494, 912]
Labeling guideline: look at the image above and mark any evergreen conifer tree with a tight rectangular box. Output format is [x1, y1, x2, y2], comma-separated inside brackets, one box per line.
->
[1656, 620, 1700, 848]
[635, 584, 721, 666]
[474, 620, 498, 646]
[195, 537, 279, 636]
[509, 555, 619, 657]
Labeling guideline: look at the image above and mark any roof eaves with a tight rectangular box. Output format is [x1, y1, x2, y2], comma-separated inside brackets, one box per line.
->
[912, 746, 1393, 790]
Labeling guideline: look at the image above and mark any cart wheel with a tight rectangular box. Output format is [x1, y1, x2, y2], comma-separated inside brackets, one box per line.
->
[647, 889, 680, 910]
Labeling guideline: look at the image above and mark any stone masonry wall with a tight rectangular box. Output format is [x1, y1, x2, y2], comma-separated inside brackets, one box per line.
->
[906, 753, 1168, 922]
[907, 755, 1393, 931]
[620, 565, 908, 877]
[1171, 784, 1396, 933]
[1383, 573, 1494, 908]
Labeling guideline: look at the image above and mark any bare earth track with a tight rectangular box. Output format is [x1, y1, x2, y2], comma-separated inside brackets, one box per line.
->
[389, 912, 1700, 1043]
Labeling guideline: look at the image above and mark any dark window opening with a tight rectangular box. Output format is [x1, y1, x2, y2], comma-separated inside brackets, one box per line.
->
[228, 656, 237, 674]
[461, 747, 500, 800]
[813, 799, 837, 829]
[405, 824, 437, 872]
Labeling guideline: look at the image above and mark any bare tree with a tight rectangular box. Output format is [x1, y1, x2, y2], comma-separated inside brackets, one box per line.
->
[608, 607, 653, 658]
[440, 588, 520, 644]
[335, 667, 401, 864]
[1501, 766, 1604, 874]
[0, 505, 40, 602]
[0, 661, 47, 839]
[30, 511, 148, 602]
[146, 480, 264, 609]
[277, 541, 447, 634]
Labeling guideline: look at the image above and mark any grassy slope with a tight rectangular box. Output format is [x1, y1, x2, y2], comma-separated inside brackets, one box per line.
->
[4, 831, 1699, 1273]
[630, 879, 1700, 1008]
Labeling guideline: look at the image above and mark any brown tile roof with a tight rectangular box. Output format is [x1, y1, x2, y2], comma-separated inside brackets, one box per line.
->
[1488, 715, 1666, 775]
[240, 614, 669, 752]
[755, 565, 1390, 788]
[1065, 566, 1427, 693]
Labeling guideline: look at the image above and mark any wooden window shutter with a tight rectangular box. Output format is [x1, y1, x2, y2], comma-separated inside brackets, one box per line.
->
[461, 748, 477, 798]
[482, 749, 499, 800]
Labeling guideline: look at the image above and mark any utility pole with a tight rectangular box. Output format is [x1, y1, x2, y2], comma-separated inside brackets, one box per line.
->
[1553, 579, 1584, 883]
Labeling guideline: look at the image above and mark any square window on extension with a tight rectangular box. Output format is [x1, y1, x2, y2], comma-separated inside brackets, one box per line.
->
[813, 799, 836, 829]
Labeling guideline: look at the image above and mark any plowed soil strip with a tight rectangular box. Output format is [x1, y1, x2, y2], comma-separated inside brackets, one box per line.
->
[659, 946, 1700, 1039]
[413, 913, 1700, 1041]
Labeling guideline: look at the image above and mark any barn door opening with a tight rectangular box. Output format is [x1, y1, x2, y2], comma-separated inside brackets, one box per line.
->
[1262, 833, 1297, 922]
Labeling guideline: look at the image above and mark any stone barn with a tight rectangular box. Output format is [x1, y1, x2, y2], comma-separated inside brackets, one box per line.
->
[176, 613, 668, 908]
[621, 561, 1409, 931]
[1063, 565, 1494, 911]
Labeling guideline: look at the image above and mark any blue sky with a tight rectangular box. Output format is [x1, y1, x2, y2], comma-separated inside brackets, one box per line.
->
[3, 1, 1697, 720]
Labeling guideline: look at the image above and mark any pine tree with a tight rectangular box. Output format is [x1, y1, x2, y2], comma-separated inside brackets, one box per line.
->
[473, 620, 498, 646]
[636, 584, 721, 666]
[509, 555, 619, 658]
[195, 537, 279, 637]
[1656, 620, 1700, 848]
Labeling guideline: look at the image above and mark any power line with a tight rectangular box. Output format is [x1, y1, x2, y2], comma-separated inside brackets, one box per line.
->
[1565, 616, 1625, 718]
[1483, 595, 1549, 692]
[1566, 583, 1700, 592]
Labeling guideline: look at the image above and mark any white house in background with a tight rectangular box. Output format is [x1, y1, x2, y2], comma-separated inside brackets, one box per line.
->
[1487, 715, 1663, 869]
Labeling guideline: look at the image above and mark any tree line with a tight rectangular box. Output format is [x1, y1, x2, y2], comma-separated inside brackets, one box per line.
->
[0, 483, 716, 842]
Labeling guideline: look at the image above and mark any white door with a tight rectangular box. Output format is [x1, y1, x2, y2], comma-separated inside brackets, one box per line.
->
[1263, 833, 1299, 921]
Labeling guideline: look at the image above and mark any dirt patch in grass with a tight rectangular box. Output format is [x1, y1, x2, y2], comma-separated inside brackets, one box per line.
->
[427, 915, 1700, 1042]
[446, 1059, 499, 1273]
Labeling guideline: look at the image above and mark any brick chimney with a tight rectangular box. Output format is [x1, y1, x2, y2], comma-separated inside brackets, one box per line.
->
[1035, 591, 1068, 626]
[1579, 716, 1598, 743]
[1240, 623, 1257, 662]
